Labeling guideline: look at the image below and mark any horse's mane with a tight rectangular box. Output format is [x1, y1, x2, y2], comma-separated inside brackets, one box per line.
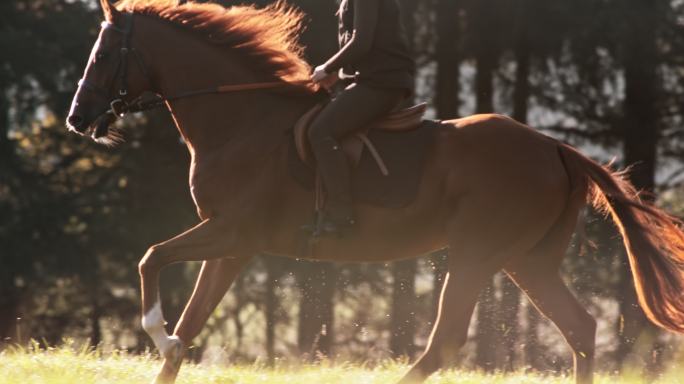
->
[114, 0, 316, 91]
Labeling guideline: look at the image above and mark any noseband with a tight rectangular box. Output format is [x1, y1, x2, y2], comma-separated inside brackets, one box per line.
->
[76, 13, 312, 121]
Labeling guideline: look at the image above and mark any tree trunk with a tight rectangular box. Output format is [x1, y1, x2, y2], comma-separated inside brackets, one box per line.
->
[498, 277, 520, 371]
[0, 293, 19, 345]
[0, 94, 11, 168]
[233, 274, 245, 352]
[90, 295, 102, 347]
[475, 282, 498, 372]
[398, 0, 418, 52]
[297, 262, 336, 360]
[474, 35, 497, 114]
[524, 302, 543, 371]
[264, 257, 278, 366]
[512, 14, 530, 124]
[615, 0, 659, 369]
[435, 0, 460, 120]
[390, 260, 417, 358]
[644, 336, 667, 380]
[0, 93, 21, 346]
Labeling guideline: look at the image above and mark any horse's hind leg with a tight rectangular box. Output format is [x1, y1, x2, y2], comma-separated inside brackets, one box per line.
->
[398, 252, 501, 383]
[505, 191, 595, 384]
[154, 257, 250, 384]
[508, 270, 596, 384]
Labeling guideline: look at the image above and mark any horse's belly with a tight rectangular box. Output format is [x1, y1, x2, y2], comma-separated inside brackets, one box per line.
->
[307, 213, 449, 262]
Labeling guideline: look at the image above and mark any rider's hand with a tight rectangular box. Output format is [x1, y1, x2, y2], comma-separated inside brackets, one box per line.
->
[311, 65, 330, 83]
[311, 65, 339, 92]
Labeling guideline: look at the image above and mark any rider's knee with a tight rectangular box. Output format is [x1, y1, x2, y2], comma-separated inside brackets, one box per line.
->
[307, 121, 333, 148]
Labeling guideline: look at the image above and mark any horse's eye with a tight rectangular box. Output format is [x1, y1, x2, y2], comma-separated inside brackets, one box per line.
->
[95, 52, 107, 61]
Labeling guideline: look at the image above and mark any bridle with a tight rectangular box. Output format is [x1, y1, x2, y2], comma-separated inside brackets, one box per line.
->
[75, 13, 312, 121]
[76, 13, 148, 119]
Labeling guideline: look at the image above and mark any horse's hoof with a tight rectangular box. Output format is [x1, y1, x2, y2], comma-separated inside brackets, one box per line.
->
[152, 336, 185, 384]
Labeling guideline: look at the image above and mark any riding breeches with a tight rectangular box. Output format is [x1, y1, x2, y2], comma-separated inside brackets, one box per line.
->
[307, 82, 405, 219]
[308, 82, 405, 145]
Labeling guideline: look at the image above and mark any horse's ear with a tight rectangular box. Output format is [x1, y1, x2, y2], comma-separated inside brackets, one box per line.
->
[100, 0, 121, 23]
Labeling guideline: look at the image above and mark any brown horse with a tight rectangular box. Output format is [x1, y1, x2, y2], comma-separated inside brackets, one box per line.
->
[66, 1, 684, 383]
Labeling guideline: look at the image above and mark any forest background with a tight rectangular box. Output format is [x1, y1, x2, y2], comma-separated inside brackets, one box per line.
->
[1, 0, 684, 379]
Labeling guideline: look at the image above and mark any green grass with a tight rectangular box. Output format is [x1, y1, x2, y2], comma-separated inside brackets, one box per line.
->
[0, 345, 681, 384]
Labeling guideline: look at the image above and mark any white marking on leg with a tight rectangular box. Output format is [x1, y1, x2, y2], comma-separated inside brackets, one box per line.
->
[142, 301, 177, 355]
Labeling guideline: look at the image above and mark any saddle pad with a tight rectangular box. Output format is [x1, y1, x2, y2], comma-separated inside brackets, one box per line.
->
[288, 119, 438, 209]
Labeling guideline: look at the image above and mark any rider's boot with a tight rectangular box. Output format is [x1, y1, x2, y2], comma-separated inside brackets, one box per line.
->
[313, 137, 355, 236]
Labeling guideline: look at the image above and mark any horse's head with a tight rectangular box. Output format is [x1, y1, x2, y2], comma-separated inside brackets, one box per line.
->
[66, 0, 152, 143]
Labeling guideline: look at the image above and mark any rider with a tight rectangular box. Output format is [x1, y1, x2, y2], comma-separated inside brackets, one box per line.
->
[309, 0, 415, 235]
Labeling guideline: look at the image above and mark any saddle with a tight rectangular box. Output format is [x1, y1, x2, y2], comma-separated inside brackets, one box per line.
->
[293, 101, 428, 175]
[289, 100, 437, 209]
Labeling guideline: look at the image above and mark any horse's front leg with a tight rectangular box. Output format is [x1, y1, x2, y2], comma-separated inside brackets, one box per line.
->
[137, 218, 249, 383]
[153, 257, 252, 383]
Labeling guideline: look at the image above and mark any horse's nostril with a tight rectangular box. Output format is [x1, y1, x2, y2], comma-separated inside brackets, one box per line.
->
[67, 115, 84, 130]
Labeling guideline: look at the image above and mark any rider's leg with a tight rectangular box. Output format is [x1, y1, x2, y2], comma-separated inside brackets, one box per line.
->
[308, 83, 404, 232]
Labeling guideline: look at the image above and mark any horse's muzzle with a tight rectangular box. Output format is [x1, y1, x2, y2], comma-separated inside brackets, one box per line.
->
[66, 114, 86, 133]
[92, 112, 116, 139]
[66, 111, 114, 140]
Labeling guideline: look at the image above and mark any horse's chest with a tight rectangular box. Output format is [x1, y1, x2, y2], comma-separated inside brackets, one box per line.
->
[188, 160, 225, 218]
[188, 157, 269, 219]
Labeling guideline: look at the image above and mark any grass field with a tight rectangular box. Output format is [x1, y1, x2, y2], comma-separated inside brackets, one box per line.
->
[1, 345, 682, 384]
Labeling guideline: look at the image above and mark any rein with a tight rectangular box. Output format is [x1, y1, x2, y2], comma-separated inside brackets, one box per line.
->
[120, 80, 312, 116]
[77, 13, 313, 120]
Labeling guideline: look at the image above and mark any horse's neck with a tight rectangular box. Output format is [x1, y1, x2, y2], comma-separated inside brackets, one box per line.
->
[168, 91, 317, 160]
[138, 19, 319, 160]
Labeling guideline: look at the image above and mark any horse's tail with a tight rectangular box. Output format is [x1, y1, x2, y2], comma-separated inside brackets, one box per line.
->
[558, 143, 684, 333]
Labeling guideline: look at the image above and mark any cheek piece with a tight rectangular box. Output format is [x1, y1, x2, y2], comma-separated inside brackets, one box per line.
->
[71, 14, 153, 127]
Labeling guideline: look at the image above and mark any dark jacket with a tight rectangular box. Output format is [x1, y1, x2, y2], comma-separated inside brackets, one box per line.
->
[322, 0, 415, 92]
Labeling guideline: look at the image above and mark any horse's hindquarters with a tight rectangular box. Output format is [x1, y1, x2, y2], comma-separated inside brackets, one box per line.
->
[441, 114, 573, 259]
